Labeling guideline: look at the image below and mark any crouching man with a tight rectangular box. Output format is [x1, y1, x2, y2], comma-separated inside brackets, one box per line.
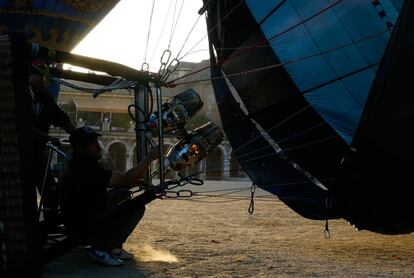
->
[62, 126, 160, 266]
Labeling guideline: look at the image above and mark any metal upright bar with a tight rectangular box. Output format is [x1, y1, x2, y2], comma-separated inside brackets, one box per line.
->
[134, 85, 150, 183]
[155, 85, 165, 187]
[37, 148, 53, 215]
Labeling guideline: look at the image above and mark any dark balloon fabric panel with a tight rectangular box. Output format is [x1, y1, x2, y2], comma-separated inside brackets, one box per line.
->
[245, 0, 399, 144]
[0, 0, 119, 51]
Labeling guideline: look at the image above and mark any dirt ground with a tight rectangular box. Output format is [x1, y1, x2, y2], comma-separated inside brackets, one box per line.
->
[43, 181, 414, 277]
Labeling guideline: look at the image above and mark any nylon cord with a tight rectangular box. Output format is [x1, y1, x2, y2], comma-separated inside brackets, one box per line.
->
[143, 0, 156, 65]
[168, 0, 185, 49]
[169, 29, 386, 87]
[149, 0, 173, 65]
[169, 0, 346, 85]
[178, 0, 244, 61]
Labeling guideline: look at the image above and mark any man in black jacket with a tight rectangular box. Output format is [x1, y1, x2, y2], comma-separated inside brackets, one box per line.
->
[63, 126, 160, 266]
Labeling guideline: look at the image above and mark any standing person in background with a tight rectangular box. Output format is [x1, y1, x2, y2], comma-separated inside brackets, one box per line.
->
[30, 71, 76, 231]
[62, 126, 161, 266]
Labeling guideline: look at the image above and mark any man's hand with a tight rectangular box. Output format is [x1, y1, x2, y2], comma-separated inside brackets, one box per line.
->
[110, 147, 159, 188]
[110, 145, 166, 188]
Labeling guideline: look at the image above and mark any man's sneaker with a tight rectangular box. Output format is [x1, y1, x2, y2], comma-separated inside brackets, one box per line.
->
[87, 249, 124, 266]
[111, 248, 134, 260]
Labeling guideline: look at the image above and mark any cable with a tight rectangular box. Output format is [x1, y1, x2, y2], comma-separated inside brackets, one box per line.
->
[197, 133, 338, 175]
[257, 0, 288, 26]
[143, 0, 156, 65]
[178, 0, 287, 61]
[282, 135, 339, 153]
[178, 0, 244, 61]
[198, 105, 312, 172]
[168, 0, 179, 49]
[168, 0, 185, 49]
[174, 0, 209, 60]
[234, 106, 311, 155]
[157, 107, 332, 180]
[169, 0, 346, 85]
[149, 0, 173, 65]
[160, 1, 208, 82]
[128, 104, 148, 124]
[168, 29, 387, 87]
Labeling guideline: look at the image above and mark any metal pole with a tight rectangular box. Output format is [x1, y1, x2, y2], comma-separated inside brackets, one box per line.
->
[155, 85, 165, 187]
[38, 148, 53, 215]
[134, 85, 150, 183]
[32, 43, 153, 84]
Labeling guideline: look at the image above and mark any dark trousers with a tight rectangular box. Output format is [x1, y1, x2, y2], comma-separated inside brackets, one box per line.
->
[79, 189, 156, 252]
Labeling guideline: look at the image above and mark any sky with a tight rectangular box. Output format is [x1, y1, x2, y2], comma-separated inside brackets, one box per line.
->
[71, 0, 210, 72]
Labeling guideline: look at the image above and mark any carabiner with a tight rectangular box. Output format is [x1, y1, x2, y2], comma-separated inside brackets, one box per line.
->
[163, 191, 179, 198]
[169, 58, 180, 72]
[161, 58, 180, 82]
[160, 49, 172, 65]
[324, 219, 331, 239]
[141, 62, 149, 72]
[158, 63, 167, 76]
[177, 190, 193, 198]
[189, 178, 204, 186]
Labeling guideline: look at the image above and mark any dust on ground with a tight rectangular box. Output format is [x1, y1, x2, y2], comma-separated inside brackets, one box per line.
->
[43, 181, 414, 277]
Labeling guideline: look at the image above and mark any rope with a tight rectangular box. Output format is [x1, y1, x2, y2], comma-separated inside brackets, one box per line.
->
[174, 3, 204, 60]
[258, 0, 288, 26]
[185, 180, 331, 195]
[143, 0, 156, 66]
[198, 134, 338, 175]
[275, 122, 326, 145]
[168, 29, 387, 87]
[161, 190, 327, 204]
[155, 177, 335, 203]
[157, 0, 253, 81]
[234, 106, 311, 156]
[168, 0, 185, 50]
[155, 175, 334, 202]
[167, 0, 346, 85]
[182, 121, 329, 176]
[159, 1, 208, 82]
[168, 0, 179, 49]
[197, 105, 313, 172]
[165, 196, 315, 204]
[149, 0, 173, 65]
[283, 135, 339, 153]
[191, 186, 251, 194]
[196, 188, 251, 197]
[172, 198, 247, 204]
[178, 0, 244, 61]
[302, 63, 379, 95]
